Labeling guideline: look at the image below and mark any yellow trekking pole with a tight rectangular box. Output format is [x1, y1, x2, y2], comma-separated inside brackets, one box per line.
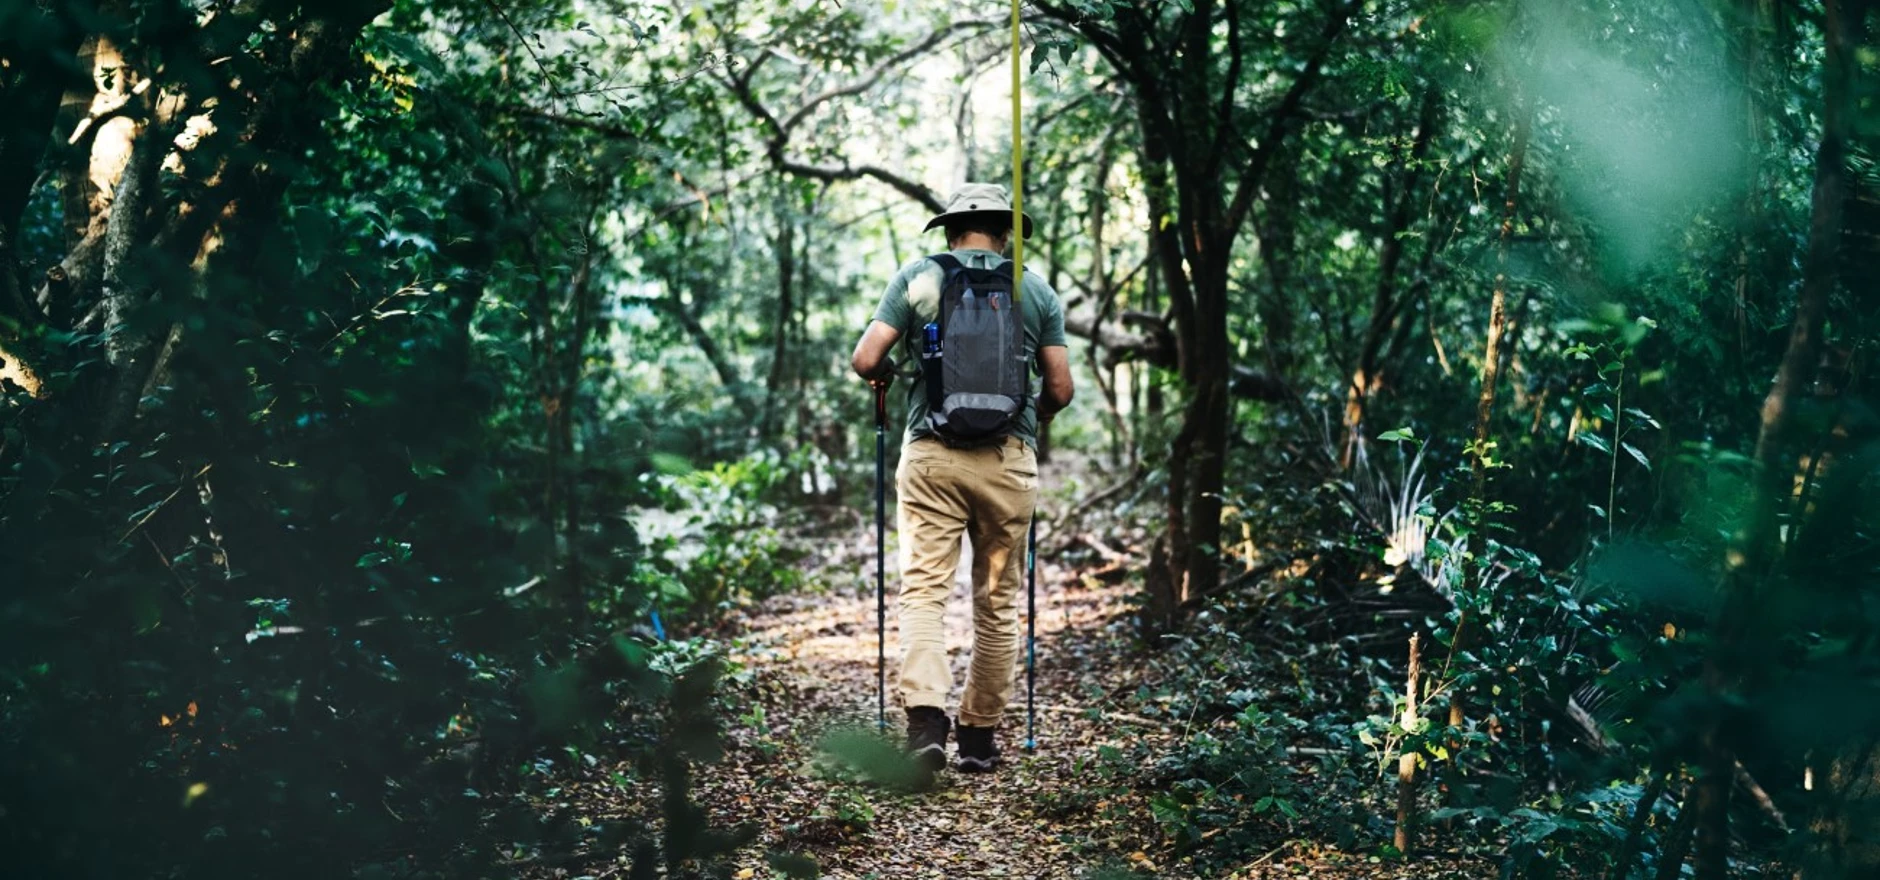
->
[1010, 0, 1040, 754]
[1010, 0, 1024, 304]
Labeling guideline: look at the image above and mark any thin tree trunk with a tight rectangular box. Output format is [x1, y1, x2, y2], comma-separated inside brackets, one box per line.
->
[1394, 633, 1422, 855]
[1468, 107, 1530, 513]
[1085, 128, 1132, 470]
[1771, 2, 1870, 876]
[1734, 0, 1776, 359]
[561, 248, 595, 625]
[762, 200, 795, 438]
[1346, 88, 1442, 462]
[1607, 757, 1671, 880]
[1255, 196, 1297, 381]
[1448, 105, 1530, 745]
[1656, 781, 1698, 880]
[666, 276, 752, 421]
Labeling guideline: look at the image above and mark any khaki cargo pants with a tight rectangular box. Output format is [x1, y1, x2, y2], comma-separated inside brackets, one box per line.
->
[895, 435, 1037, 728]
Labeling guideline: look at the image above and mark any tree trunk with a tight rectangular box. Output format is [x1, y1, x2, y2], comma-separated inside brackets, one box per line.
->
[1782, 1, 1873, 876]
[561, 250, 596, 625]
[762, 196, 795, 439]
[1444, 103, 1531, 756]
[97, 96, 168, 437]
[1177, 252, 1233, 608]
[1697, 2, 1862, 876]
[1128, 26, 1200, 629]
[670, 282, 744, 398]
[1468, 106, 1530, 515]
[1255, 180, 1298, 381]
[1805, 740, 1880, 879]
[1115, 1, 1351, 628]
[1732, 0, 1775, 358]
[1394, 633, 1422, 854]
[1606, 757, 1670, 880]
[1655, 781, 1698, 880]
[1345, 88, 1441, 462]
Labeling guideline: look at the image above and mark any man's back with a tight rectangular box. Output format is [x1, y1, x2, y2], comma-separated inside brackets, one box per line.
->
[870, 248, 1067, 449]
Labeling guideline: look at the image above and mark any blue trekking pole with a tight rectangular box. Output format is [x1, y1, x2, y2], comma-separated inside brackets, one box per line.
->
[874, 381, 889, 734]
[1024, 518, 1037, 750]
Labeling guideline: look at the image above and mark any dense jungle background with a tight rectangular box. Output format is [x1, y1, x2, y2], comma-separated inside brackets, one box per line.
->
[3, 0, 1878, 877]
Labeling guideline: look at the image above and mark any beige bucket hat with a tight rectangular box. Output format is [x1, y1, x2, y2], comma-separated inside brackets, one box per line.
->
[921, 182, 1035, 240]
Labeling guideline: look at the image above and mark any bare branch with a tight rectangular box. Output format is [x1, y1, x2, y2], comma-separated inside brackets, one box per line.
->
[721, 41, 945, 213]
[1220, 0, 1359, 244]
[1209, 0, 1244, 174]
[778, 21, 1000, 134]
[776, 159, 944, 214]
[483, 0, 571, 108]
[1065, 308, 1175, 368]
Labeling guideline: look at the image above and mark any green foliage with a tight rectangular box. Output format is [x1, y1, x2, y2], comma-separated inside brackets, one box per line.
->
[2, 0, 1872, 874]
[815, 727, 929, 792]
[637, 451, 809, 622]
[0, 1, 762, 876]
[1147, 703, 1305, 848]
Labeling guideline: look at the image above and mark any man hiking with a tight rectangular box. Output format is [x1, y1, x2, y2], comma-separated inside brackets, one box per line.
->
[850, 183, 1073, 780]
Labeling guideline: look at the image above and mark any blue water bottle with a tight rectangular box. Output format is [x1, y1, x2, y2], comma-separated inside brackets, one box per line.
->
[921, 321, 943, 400]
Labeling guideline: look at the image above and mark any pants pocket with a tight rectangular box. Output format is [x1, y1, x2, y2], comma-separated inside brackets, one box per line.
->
[1004, 448, 1038, 492]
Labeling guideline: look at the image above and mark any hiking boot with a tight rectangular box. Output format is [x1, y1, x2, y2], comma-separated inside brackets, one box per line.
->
[955, 724, 1001, 773]
[905, 706, 951, 774]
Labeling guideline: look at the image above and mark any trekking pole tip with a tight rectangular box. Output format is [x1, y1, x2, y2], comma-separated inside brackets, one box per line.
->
[1023, 738, 1037, 751]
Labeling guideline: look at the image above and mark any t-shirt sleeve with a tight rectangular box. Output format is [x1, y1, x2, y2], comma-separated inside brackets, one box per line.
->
[871, 261, 918, 333]
[1035, 279, 1068, 348]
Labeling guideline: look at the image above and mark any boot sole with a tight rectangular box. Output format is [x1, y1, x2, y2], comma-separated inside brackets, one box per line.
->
[955, 755, 1000, 773]
[912, 743, 947, 773]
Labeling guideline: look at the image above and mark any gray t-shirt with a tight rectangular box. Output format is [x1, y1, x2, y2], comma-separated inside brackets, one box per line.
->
[870, 248, 1068, 450]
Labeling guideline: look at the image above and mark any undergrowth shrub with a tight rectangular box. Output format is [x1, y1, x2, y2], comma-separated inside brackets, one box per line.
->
[635, 451, 810, 625]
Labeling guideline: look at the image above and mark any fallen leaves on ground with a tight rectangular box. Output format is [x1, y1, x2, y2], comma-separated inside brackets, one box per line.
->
[519, 558, 1500, 879]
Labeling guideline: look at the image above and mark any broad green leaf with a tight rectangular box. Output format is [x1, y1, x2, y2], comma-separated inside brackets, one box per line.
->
[1576, 431, 1614, 455]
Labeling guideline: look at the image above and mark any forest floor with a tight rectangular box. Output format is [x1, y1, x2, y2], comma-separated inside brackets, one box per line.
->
[514, 532, 1505, 880]
[684, 557, 1501, 880]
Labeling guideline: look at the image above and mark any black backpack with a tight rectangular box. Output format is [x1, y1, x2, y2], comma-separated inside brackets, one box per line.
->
[917, 254, 1029, 447]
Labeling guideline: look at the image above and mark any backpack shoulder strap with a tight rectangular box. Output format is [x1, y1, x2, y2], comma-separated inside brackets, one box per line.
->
[928, 253, 965, 274]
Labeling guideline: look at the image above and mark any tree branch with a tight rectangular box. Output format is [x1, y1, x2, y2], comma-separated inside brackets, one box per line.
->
[722, 46, 943, 213]
[1220, 0, 1358, 243]
[778, 21, 1000, 134]
[483, 0, 570, 108]
[775, 159, 943, 213]
[1065, 308, 1176, 368]
[1209, 0, 1245, 176]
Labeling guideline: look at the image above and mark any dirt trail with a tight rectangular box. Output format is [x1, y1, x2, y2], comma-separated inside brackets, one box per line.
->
[526, 532, 1497, 878]
[703, 559, 1165, 879]
[693, 551, 1501, 880]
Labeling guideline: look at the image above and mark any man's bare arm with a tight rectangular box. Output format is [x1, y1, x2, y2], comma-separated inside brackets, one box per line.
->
[851, 320, 903, 380]
[1037, 345, 1073, 420]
